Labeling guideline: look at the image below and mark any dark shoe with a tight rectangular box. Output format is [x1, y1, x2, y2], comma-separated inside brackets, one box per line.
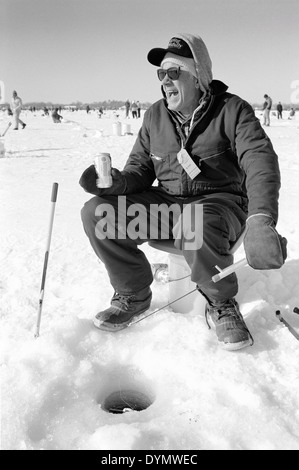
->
[94, 287, 152, 331]
[13, 128, 18, 130]
[206, 298, 254, 351]
[22, 123, 26, 129]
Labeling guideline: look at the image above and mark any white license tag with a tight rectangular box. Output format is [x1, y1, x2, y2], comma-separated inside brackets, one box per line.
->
[177, 148, 201, 179]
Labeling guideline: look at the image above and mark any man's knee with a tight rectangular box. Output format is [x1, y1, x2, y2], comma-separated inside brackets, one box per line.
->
[173, 204, 204, 251]
[81, 196, 106, 227]
[175, 202, 236, 254]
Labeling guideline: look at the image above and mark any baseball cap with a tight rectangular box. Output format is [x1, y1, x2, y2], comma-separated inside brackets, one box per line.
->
[147, 37, 193, 66]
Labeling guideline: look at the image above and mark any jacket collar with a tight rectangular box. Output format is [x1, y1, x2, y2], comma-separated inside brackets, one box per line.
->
[209, 79, 228, 96]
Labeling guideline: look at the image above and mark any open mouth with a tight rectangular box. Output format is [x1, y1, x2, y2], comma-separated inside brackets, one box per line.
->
[166, 90, 179, 99]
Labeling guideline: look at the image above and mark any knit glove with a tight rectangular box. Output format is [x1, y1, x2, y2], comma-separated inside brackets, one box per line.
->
[79, 165, 126, 196]
[244, 214, 287, 269]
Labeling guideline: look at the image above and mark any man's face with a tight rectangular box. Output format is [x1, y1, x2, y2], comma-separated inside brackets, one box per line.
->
[13, 92, 17, 98]
[161, 61, 201, 116]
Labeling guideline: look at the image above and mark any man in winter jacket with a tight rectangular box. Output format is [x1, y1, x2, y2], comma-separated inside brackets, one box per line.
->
[80, 34, 287, 351]
[276, 102, 283, 119]
[11, 90, 26, 130]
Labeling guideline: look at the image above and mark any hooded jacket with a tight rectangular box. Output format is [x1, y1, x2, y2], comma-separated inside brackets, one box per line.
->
[117, 33, 281, 222]
[80, 34, 281, 223]
[173, 33, 213, 93]
[120, 79, 280, 222]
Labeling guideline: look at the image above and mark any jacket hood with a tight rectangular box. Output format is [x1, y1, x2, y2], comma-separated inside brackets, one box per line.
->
[148, 33, 213, 93]
[174, 33, 213, 92]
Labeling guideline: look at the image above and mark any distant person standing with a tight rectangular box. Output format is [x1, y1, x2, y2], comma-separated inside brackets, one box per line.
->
[136, 101, 141, 118]
[131, 101, 138, 118]
[276, 102, 283, 119]
[125, 99, 130, 118]
[262, 94, 272, 126]
[11, 90, 26, 130]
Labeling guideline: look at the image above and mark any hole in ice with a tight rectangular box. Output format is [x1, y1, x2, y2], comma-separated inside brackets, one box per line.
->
[102, 389, 153, 414]
[96, 365, 155, 414]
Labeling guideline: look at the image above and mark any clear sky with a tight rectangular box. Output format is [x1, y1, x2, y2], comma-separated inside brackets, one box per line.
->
[1, 0, 298, 105]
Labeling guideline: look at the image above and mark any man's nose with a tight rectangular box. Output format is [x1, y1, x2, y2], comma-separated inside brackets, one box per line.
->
[161, 74, 172, 85]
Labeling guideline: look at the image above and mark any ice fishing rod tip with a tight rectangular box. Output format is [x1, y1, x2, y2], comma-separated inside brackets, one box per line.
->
[51, 182, 59, 202]
[275, 310, 283, 321]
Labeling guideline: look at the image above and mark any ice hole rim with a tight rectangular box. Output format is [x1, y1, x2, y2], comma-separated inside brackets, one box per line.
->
[96, 364, 156, 415]
[101, 389, 154, 414]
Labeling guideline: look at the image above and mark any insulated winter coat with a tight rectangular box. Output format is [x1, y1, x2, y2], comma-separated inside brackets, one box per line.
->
[122, 80, 281, 222]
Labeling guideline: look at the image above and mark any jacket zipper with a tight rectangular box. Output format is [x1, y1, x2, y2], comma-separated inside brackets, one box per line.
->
[199, 148, 230, 162]
[166, 95, 216, 148]
[185, 95, 216, 147]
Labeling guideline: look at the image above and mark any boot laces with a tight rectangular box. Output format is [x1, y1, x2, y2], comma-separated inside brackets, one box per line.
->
[205, 299, 242, 327]
[112, 292, 136, 310]
[215, 302, 240, 321]
[205, 299, 254, 345]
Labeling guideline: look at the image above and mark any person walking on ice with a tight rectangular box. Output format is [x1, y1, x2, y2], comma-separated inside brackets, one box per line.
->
[80, 33, 287, 351]
[11, 90, 26, 130]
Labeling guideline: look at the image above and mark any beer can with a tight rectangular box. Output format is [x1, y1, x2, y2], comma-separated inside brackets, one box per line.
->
[94, 153, 112, 188]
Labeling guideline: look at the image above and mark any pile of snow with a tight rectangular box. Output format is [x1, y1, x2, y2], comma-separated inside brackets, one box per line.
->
[1, 108, 299, 450]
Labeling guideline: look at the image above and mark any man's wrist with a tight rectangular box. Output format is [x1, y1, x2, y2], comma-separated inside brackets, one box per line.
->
[246, 213, 273, 223]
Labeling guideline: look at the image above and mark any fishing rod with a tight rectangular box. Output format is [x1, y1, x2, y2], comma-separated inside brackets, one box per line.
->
[34, 183, 59, 338]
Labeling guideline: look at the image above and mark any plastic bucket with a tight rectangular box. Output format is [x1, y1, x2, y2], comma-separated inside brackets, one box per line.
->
[0, 138, 5, 158]
[122, 123, 131, 135]
[112, 121, 122, 136]
[168, 253, 199, 313]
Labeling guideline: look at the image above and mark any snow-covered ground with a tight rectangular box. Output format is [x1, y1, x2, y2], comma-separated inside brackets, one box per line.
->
[1, 107, 299, 450]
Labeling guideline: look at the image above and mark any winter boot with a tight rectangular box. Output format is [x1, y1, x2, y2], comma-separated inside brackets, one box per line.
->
[206, 298, 254, 351]
[94, 286, 152, 331]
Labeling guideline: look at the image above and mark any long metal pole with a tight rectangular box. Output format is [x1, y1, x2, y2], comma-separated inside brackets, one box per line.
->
[34, 183, 59, 338]
[1, 122, 12, 137]
[276, 311, 299, 341]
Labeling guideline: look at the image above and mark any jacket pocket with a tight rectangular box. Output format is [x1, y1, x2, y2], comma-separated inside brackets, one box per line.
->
[150, 152, 168, 163]
[194, 146, 239, 182]
[150, 152, 181, 180]
[198, 146, 231, 162]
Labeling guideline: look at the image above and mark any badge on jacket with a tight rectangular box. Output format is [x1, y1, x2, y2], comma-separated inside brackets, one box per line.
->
[177, 148, 201, 179]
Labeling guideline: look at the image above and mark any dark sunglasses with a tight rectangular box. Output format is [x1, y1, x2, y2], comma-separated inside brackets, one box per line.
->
[157, 67, 181, 81]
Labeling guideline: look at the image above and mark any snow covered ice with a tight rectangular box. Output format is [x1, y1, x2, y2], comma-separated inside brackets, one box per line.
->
[1, 108, 299, 450]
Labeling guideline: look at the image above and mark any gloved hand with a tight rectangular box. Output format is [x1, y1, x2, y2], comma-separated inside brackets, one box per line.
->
[244, 214, 287, 269]
[79, 165, 126, 196]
